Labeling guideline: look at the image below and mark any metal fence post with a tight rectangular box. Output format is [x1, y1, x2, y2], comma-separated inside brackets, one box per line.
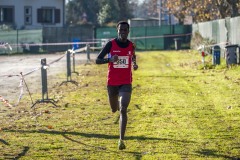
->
[72, 52, 76, 72]
[60, 51, 78, 86]
[31, 58, 57, 108]
[41, 58, 48, 100]
[72, 51, 79, 75]
[86, 44, 90, 62]
[67, 51, 71, 81]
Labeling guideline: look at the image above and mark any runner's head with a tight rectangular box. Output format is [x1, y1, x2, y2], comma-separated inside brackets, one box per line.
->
[117, 21, 129, 42]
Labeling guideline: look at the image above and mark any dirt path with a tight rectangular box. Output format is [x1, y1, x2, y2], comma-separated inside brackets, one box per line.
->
[0, 52, 97, 105]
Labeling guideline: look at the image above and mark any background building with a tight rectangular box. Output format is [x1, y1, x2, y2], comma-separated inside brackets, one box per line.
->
[0, 0, 65, 29]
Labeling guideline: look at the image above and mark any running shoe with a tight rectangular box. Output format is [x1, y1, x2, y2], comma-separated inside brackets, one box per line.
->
[118, 139, 126, 150]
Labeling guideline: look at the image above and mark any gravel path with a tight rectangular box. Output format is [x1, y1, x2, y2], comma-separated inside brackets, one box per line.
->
[0, 52, 97, 105]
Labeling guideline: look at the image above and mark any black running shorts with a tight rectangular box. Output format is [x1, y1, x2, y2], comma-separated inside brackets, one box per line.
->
[107, 84, 132, 94]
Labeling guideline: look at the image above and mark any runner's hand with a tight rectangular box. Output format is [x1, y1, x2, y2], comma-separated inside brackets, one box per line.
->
[110, 55, 118, 62]
[133, 64, 138, 70]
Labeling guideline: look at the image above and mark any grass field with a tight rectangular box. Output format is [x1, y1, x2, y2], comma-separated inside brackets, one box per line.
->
[0, 50, 240, 160]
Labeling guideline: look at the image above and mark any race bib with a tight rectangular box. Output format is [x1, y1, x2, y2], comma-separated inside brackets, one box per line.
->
[113, 56, 129, 68]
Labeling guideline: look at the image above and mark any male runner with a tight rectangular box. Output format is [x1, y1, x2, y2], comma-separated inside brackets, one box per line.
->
[96, 21, 138, 150]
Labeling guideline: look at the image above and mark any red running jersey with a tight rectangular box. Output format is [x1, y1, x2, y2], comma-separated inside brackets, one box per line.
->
[108, 39, 134, 85]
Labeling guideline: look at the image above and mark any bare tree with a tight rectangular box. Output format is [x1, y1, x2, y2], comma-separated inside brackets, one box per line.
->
[165, 0, 240, 23]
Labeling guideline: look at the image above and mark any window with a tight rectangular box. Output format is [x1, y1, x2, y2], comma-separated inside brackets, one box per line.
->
[0, 6, 14, 23]
[24, 6, 32, 25]
[37, 8, 60, 24]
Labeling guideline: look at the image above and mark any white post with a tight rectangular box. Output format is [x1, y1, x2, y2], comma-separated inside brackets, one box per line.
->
[159, 0, 162, 26]
[202, 45, 205, 66]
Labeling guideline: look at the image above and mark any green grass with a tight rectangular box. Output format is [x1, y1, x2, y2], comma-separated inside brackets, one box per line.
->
[1, 50, 240, 160]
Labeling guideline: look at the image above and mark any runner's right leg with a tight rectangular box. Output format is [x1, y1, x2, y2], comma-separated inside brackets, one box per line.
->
[107, 86, 119, 113]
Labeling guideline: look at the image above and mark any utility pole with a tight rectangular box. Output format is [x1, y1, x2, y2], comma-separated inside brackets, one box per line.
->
[159, 0, 162, 26]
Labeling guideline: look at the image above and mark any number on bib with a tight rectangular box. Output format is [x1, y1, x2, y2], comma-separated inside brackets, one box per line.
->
[113, 56, 129, 68]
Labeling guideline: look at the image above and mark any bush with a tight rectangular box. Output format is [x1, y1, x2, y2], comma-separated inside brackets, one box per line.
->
[191, 31, 215, 54]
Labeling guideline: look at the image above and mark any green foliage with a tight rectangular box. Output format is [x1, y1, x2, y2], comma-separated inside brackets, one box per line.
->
[117, 0, 134, 20]
[1, 51, 240, 159]
[98, 4, 114, 25]
[66, 0, 101, 25]
[98, 0, 132, 25]
[66, 0, 133, 26]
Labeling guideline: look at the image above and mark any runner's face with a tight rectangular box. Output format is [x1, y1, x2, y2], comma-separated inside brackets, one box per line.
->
[117, 24, 129, 42]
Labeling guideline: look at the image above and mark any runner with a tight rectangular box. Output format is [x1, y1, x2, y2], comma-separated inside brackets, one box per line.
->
[96, 21, 138, 150]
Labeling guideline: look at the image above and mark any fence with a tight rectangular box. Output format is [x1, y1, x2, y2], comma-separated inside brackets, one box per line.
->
[0, 29, 42, 54]
[0, 25, 96, 54]
[95, 25, 192, 50]
[0, 44, 98, 108]
[4, 17, 240, 53]
[0, 25, 192, 53]
[43, 25, 95, 52]
[192, 16, 240, 48]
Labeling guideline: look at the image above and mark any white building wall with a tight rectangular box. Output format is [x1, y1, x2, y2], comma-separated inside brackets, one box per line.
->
[0, 0, 64, 29]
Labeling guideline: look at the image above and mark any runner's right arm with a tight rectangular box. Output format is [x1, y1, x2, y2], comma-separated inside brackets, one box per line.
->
[96, 41, 112, 64]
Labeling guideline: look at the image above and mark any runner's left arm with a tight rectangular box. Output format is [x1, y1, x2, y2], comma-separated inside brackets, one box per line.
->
[132, 43, 138, 70]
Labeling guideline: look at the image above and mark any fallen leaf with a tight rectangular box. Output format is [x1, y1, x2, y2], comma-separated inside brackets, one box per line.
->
[44, 110, 50, 114]
[47, 125, 53, 129]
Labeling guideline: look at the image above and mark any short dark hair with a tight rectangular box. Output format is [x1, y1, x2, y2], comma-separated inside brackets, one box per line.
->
[116, 21, 130, 29]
